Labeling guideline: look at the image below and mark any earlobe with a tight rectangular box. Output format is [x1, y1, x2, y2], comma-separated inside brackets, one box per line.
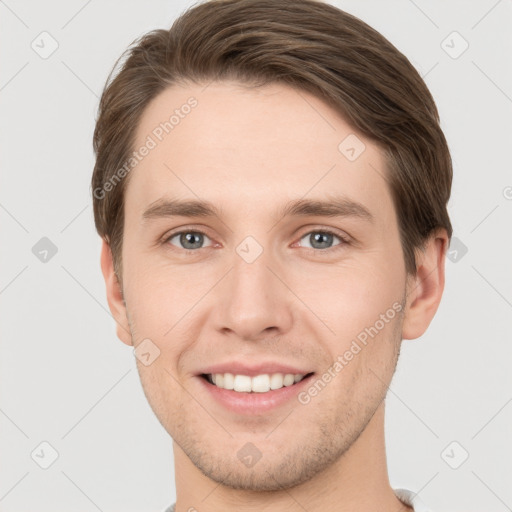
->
[100, 239, 133, 346]
[401, 230, 449, 340]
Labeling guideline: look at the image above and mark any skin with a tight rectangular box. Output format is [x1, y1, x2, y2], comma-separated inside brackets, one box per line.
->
[101, 81, 448, 512]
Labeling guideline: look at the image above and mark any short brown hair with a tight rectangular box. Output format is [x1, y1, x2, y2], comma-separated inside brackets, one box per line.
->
[92, 0, 452, 277]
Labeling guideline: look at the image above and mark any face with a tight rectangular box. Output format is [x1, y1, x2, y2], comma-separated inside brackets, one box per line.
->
[110, 81, 417, 490]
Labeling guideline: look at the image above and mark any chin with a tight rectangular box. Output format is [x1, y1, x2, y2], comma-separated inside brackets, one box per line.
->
[181, 433, 348, 492]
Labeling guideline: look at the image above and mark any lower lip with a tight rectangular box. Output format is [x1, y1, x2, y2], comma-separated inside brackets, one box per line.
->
[197, 374, 315, 415]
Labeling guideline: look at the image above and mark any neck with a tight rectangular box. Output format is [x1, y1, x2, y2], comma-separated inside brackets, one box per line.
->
[172, 401, 412, 512]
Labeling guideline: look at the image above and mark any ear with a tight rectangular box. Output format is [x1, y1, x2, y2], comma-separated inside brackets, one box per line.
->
[401, 229, 449, 340]
[100, 239, 132, 346]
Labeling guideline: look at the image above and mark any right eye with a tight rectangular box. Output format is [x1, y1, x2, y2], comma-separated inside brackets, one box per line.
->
[165, 230, 214, 251]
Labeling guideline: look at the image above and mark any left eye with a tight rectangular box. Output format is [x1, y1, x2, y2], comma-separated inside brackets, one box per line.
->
[166, 231, 213, 250]
[298, 230, 344, 250]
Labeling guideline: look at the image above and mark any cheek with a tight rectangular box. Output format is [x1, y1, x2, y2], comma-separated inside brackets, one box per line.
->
[306, 269, 403, 397]
[296, 260, 403, 338]
[122, 257, 219, 356]
[124, 244, 188, 314]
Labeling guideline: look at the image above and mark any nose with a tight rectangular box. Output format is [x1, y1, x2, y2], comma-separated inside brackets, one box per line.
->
[212, 243, 294, 342]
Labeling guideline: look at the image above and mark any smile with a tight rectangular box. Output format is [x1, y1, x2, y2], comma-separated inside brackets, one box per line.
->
[202, 372, 314, 393]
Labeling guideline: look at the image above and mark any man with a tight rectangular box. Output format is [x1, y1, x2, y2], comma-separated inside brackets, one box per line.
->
[91, 1, 452, 511]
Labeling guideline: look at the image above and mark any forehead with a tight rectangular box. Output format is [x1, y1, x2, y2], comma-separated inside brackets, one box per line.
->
[126, 81, 393, 224]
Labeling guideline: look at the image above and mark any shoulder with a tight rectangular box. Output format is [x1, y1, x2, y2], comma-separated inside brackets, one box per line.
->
[394, 488, 436, 512]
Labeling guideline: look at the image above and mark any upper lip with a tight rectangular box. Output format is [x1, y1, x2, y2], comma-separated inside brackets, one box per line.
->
[198, 361, 314, 378]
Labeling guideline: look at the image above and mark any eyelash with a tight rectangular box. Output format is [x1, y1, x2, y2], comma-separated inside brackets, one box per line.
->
[161, 227, 350, 254]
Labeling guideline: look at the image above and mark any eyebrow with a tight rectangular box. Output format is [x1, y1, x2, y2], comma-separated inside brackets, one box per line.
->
[142, 195, 374, 224]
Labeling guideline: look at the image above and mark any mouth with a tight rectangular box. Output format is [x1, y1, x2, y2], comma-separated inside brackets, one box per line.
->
[196, 364, 317, 414]
[200, 371, 315, 393]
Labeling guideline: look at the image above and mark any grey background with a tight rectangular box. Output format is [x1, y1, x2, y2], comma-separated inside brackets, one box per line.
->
[1, 0, 511, 511]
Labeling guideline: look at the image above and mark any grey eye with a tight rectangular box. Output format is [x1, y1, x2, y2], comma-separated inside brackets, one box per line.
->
[299, 231, 341, 250]
[168, 231, 213, 250]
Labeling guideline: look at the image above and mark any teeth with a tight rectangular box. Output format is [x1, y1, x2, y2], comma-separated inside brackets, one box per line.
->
[207, 372, 307, 393]
[234, 374, 252, 392]
[251, 374, 269, 392]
